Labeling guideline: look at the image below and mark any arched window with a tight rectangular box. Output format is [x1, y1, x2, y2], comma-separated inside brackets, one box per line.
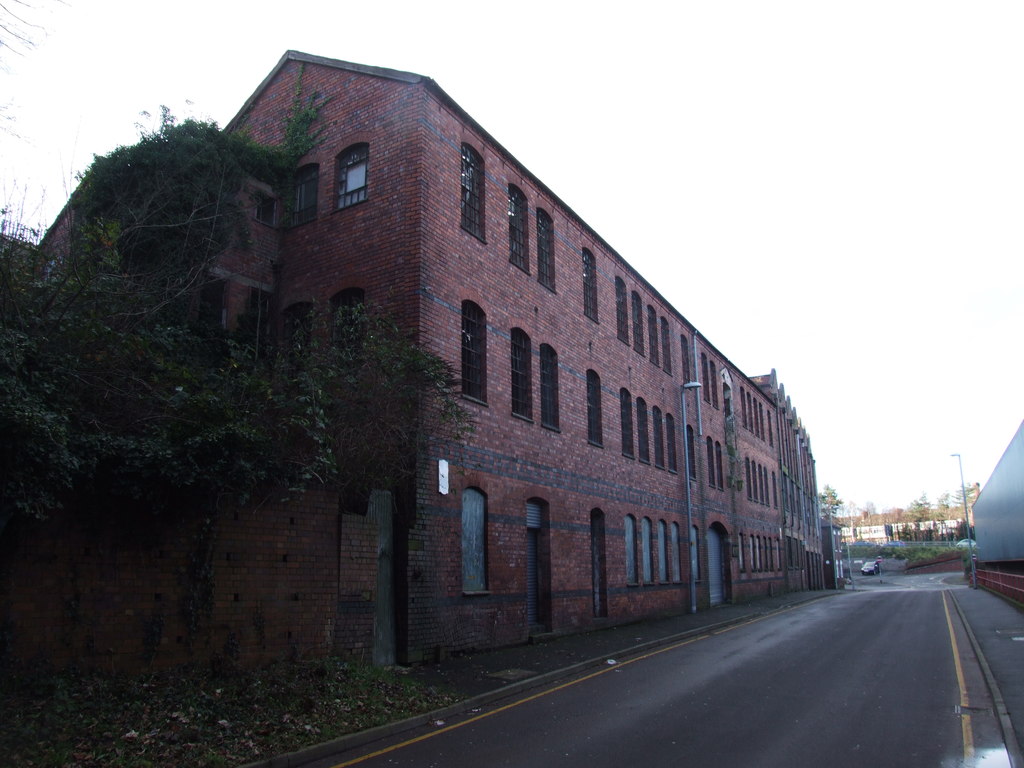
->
[647, 306, 659, 365]
[658, 520, 668, 582]
[652, 406, 664, 468]
[641, 517, 653, 583]
[615, 278, 629, 343]
[660, 317, 672, 374]
[665, 413, 677, 472]
[510, 328, 532, 419]
[701, 353, 710, 402]
[636, 397, 649, 463]
[540, 344, 559, 429]
[619, 388, 634, 458]
[460, 143, 484, 239]
[536, 209, 555, 290]
[631, 291, 644, 355]
[336, 143, 368, 208]
[331, 287, 366, 348]
[461, 488, 487, 591]
[461, 301, 486, 402]
[691, 524, 701, 581]
[292, 164, 319, 225]
[686, 424, 697, 480]
[582, 249, 598, 321]
[625, 514, 637, 584]
[706, 437, 715, 485]
[508, 185, 528, 271]
[586, 369, 603, 446]
[680, 334, 691, 381]
[670, 522, 682, 582]
[715, 441, 724, 489]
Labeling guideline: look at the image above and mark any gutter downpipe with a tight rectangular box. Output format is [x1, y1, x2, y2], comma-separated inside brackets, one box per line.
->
[680, 381, 702, 614]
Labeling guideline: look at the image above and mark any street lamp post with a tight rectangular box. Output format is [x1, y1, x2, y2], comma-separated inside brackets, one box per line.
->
[680, 381, 702, 614]
[951, 453, 977, 589]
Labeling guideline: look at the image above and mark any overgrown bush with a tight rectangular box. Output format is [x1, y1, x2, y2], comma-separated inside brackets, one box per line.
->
[0, 113, 469, 532]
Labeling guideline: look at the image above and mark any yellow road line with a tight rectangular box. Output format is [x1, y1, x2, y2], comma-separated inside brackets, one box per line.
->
[943, 590, 974, 759]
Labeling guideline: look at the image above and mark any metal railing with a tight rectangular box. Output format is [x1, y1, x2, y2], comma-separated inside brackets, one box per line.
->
[976, 569, 1024, 604]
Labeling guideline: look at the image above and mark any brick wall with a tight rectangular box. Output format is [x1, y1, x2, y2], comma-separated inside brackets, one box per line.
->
[0, 489, 379, 671]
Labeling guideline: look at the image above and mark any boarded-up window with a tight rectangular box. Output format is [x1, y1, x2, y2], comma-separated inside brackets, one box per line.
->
[461, 488, 486, 592]
[625, 515, 637, 584]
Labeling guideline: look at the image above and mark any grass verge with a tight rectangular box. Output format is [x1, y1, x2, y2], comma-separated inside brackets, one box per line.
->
[1, 658, 458, 767]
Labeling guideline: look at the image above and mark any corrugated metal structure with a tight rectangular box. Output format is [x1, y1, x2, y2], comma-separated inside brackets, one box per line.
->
[974, 419, 1024, 565]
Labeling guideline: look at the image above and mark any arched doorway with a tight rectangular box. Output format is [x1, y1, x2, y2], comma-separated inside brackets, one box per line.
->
[707, 524, 729, 606]
[526, 499, 550, 631]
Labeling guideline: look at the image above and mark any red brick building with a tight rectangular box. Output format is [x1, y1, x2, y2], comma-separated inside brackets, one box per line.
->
[0, 51, 822, 669]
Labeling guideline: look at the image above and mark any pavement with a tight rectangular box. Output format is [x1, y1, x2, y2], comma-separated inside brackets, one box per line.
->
[248, 575, 1024, 768]
[947, 584, 1024, 768]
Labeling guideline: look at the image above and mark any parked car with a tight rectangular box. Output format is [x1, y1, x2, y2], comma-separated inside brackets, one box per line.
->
[955, 539, 976, 549]
[861, 560, 880, 575]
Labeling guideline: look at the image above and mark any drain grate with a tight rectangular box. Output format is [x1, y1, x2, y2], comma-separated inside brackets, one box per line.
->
[489, 668, 537, 681]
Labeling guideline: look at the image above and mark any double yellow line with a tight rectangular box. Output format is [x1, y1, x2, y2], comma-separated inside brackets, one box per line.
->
[942, 590, 974, 759]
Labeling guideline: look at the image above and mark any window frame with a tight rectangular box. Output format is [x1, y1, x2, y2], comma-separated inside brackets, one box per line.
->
[536, 209, 555, 291]
[539, 343, 559, 430]
[653, 406, 664, 469]
[665, 413, 677, 472]
[510, 327, 533, 419]
[641, 517, 653, 584]
[508, 185, 529, 272]
[292, 163, 319, 226]
[615, 277, 629, 343]
[715, 441, 724, 489]
[461, 300, 487, 402]
[582, 248, 598, 322]
[619, 388, 634, 458]
[586, 369, 603, 446]
[660, 317, 672, 374]
[336, 143, 369, 209]
[631, 292, 644, 355]
[461, 487, 488, 592]
[460, 143, 485, 240]
[625, 514, 638, 585]
[647, 306, 659, 366]
[636, 397, 650, 464]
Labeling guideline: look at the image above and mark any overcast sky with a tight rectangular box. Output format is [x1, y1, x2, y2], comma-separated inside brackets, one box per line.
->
[3, 0, 1021, 512]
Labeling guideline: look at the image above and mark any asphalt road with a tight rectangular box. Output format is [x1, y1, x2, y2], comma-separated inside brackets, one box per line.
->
[316, 584, 1010, 768]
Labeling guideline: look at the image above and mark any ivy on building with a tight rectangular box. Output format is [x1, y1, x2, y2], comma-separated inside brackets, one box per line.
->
[0, 111, 470, 535]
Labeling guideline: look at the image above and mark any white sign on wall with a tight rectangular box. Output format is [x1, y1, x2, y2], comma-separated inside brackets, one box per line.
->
[438, 459, 449, 495]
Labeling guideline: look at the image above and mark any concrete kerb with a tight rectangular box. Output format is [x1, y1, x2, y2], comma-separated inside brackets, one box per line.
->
[241, 592, 837, 768]
[948, 590, 1024, 768]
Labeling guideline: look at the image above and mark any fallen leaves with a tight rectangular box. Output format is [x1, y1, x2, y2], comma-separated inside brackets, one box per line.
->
[1, 658, 458, 767]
